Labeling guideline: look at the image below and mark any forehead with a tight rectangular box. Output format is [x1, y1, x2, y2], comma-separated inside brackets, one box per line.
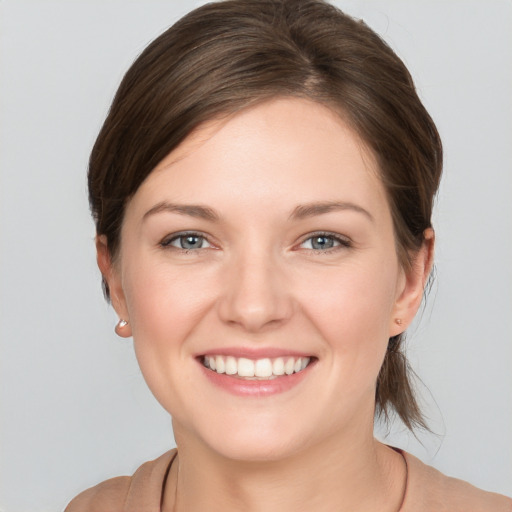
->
[157, 98, 374, 171]
[126, 97, 388, 223]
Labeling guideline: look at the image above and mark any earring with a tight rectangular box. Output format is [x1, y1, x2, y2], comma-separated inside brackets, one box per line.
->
[394, 318, 402, 325]
[115, 318, 131, 338]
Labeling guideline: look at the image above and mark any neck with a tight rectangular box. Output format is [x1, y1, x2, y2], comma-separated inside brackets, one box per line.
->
[164, 425, 406, 512]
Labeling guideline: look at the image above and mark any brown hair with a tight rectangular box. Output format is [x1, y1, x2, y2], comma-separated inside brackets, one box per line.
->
[88, 0, 442, 431]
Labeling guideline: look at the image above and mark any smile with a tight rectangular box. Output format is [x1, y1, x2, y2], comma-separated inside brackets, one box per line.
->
[202, 355, 312, 380]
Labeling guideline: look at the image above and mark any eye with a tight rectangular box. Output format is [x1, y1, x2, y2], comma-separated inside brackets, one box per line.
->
[300, 232, 351, 251]
[161, 232, 212, 251]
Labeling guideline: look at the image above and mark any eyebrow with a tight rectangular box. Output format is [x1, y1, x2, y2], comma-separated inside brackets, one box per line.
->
[289, 201, 374, 222]
[143, 200, 373, 223]
[143, 201, 220, 222]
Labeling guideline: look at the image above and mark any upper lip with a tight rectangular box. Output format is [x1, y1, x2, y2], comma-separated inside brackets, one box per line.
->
[197, 347, 315, 359]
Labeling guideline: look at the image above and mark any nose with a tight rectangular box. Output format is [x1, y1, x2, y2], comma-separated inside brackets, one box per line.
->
[217, 247, 294, 333]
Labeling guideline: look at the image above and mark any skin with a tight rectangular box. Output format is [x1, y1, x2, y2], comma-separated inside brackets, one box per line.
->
[97, 98, 434, 511]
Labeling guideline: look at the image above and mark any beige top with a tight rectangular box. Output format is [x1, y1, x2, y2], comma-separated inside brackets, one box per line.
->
[65, 448, 512, 512]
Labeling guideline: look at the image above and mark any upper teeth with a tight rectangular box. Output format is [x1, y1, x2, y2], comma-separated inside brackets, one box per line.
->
[203, 355, 311, 379]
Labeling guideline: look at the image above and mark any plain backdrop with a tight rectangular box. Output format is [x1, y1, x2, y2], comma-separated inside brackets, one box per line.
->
[1, 1, 511, 510]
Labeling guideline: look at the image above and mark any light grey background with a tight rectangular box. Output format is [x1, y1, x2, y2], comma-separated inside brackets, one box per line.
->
[1, 1, 511, 510]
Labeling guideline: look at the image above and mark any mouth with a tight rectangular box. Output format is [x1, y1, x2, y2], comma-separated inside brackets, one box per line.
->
[201, 355, 313, 380]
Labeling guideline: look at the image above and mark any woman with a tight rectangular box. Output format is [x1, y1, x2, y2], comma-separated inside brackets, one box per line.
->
[65, 0, 511, 510]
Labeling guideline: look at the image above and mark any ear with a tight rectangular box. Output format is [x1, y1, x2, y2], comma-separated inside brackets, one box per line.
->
[389, 228, 435, 337]
[96, 235, 132, 338]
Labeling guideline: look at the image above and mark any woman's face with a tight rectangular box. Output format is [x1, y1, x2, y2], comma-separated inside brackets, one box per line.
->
[101, 98, 426, 461]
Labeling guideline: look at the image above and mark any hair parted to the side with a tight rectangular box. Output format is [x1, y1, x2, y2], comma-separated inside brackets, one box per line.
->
[88, 0, 442, 432]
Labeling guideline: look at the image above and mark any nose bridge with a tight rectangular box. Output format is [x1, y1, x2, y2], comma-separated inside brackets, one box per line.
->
[218, 236, 293, 332]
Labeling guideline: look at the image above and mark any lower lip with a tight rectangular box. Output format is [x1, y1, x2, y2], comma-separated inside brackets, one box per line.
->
[198, 360, 314, 397]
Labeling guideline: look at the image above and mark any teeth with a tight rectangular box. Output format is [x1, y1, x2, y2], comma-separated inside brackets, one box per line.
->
[284, 358, 295, 375]
[203, 355, 311, 379]
[225, 356, 237, 375]
[238, 358, 255, 377]
[272, 358, 285, 376]
[215, 355, 225, 374]
[255, 358, 273, 378]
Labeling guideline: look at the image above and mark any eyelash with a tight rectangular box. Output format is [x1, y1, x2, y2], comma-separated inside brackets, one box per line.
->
[299, 231, 352, 253]
[159, 231, 352, 254]
[160, 231, 212, 253]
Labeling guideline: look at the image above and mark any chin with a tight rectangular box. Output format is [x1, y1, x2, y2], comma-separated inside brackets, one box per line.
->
[180, 413, 311, 463]
[209, 435, 303, 463]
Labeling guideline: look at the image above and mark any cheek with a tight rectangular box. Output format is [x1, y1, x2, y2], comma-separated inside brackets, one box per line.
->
[120, 243, 400, 419]
[305, 256, 397, 327]
[299, 259, 398, 378]
[124, 256, 214, 333]
[121, 260, 221, 418]
[121, 257, 203, 352]
[124, 253, 399, 353]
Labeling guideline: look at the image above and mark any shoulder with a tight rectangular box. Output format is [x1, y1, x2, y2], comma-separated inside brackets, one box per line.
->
[64, 449, 177, 512]
[401, 449, 512, 512]
[63, 476, 131, 512]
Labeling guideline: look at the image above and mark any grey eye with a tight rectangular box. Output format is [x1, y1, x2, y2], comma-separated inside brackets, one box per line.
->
[302, 235, 338, 250]
[165, 233, 211, 250]
[181, 235, 203, 249]
[312, 236, 334, 250]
